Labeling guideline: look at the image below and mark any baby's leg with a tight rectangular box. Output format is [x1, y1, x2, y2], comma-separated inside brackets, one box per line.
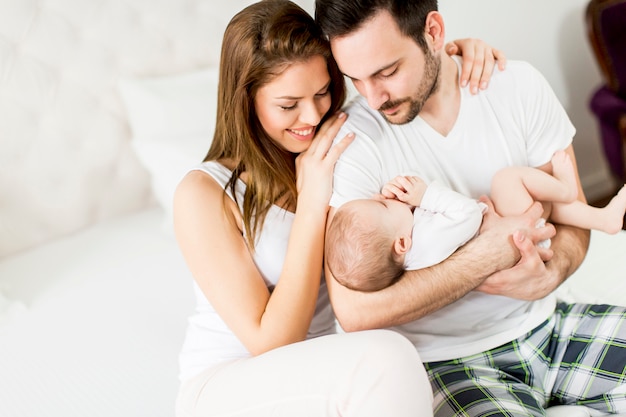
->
[552, 185, 626, 234]
[491, 167, 535, 216]
[491, 153, 577, 217]
[550, 150, 579, 202]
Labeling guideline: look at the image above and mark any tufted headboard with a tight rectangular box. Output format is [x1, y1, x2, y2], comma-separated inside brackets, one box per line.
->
[0, 0, 319, 258]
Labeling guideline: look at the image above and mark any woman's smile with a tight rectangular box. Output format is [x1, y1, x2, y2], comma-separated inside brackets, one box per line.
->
[287, 126, 316, 141]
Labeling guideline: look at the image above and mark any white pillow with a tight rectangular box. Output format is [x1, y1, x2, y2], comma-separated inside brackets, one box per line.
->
[118, 68, 219, 232]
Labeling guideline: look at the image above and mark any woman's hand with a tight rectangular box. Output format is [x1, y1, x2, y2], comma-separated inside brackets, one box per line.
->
[295, 112, 355, 212]
[446, 38, 507, 95]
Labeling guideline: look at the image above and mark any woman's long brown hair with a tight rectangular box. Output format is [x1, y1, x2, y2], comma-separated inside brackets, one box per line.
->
[205, 0, 346, 249]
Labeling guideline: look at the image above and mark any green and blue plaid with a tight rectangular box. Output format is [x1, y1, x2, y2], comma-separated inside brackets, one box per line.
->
[425, 303, 626, 417]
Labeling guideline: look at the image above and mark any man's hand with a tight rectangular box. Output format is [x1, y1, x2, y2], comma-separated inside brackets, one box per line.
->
[475, 193, 589, 301]
[476, 229, 559, 300]
[476, 196, 555, 275]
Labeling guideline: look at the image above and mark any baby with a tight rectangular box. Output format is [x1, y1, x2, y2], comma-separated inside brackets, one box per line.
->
[326, 151, 626, 292]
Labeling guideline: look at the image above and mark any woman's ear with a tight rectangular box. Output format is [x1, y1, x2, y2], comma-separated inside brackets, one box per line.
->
[424, 11, 446, 51]
[393, 235, 412, 255]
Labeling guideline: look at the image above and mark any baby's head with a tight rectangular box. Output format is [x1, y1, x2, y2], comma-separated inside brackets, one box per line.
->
[326, 198, 414, 292]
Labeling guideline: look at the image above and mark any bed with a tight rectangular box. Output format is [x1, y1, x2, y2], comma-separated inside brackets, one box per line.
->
[0, 211, 624, 417]
[0, 207, 192, 417]
[0, 1, 624, 416]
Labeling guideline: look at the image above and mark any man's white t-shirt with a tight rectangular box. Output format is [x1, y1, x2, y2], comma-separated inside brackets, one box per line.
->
[330, 58, 575, 362]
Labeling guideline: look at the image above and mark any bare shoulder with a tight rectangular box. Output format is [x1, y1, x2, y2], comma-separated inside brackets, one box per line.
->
[176, 170, 224, 209]
[174, 169, 242, 236]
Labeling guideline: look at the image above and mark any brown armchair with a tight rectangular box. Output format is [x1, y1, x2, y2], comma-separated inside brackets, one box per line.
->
[586, 0, 626, 182]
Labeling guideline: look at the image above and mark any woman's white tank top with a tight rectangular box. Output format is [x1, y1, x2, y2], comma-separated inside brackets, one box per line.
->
[178, 161, 336, 381]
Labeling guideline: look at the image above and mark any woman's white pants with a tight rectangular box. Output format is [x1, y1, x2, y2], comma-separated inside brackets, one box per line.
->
[176, 329, 433, 417]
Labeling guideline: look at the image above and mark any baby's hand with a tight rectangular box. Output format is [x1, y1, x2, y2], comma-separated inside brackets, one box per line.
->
[380, 176, 428, 206]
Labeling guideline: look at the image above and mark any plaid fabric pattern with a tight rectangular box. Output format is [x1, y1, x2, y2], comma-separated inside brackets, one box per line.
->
[425, 303, 626, 417]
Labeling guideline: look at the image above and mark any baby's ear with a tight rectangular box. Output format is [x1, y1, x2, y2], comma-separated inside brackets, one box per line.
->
[394, 235, 412, 255]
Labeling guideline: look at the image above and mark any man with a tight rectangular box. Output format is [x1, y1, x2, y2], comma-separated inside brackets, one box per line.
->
[316, 0, 626, 415]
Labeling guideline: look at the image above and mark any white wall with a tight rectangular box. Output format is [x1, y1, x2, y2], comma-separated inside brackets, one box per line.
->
[297, 0, 315, 14]
[439, 0, 615, 201]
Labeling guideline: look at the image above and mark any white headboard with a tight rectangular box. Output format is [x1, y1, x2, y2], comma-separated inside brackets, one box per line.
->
[0, 0, 304, 258]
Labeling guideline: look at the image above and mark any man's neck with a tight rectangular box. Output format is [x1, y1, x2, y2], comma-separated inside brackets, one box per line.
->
[419, 54, 461, 137]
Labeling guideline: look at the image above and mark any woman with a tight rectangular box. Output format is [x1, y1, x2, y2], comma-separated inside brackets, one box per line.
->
[174, 1, 503, 416]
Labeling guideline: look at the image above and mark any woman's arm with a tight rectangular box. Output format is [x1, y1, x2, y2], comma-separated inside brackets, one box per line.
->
[174, 172, 321, 355]
[174, 114, 353, 356]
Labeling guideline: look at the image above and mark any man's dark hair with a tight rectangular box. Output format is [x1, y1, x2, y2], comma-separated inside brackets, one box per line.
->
[315, 0, 438, 53]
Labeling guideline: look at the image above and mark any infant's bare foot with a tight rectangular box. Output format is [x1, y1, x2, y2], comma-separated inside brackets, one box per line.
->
[551, 150, 578, 202]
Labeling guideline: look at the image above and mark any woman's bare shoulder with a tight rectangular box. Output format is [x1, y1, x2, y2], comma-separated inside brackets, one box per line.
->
[174, 168, 242, 233]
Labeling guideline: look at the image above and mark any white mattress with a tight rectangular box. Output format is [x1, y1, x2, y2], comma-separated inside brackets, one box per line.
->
[556, 229, 626, 307]
[0, 207, 194, 417]
[0, 208, 624, 417]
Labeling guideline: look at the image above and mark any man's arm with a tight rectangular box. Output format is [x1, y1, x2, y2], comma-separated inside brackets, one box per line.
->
[325, 200, 553, 332]
[476, 145, 590, 299]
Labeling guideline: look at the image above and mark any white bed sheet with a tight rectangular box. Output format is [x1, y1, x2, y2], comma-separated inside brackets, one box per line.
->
[0, 207, 194, 417]
[0, 208, 624, 417]
[557, 229, 626, 307]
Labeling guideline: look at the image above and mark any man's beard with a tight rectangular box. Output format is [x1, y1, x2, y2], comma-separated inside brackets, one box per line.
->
[379, 50, 441, 125]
